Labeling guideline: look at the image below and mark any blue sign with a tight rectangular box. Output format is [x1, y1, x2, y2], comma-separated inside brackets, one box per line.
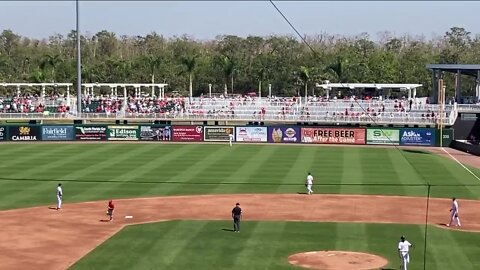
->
[399, 128, 435, 146]
[42, 126, 74, 141]
[268, 127, 301, 143]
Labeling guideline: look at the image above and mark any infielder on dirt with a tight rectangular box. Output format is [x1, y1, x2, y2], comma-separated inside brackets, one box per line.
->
[56, 183, 63, 210]
[398, 235, 413, 270]
[447, 197, 461, 227]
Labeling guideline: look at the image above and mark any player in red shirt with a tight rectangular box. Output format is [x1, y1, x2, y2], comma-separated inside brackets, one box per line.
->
[106, 200, 115, 221]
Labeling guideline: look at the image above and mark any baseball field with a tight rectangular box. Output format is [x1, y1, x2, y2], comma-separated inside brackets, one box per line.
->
[1, 143, 480, 270]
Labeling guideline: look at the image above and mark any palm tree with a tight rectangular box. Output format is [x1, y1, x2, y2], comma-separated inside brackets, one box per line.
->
[256, 66, 268, 98]
[326, 57, 348, 83]
[40, 54, 63, 83]
[180, 55, 197, 98]
[144, 55, 162, 84]
[298, 66, 312, 99]
[221, 56, 235, 95]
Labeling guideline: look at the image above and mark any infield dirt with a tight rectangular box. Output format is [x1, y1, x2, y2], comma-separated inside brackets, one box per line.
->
[1, 193, 480, 270]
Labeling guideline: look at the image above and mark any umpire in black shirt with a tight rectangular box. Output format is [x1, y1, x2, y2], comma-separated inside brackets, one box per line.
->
[232, 202, 242, 232]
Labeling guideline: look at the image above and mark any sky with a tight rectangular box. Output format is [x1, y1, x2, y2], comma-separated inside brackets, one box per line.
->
[0, 1, 479, 40]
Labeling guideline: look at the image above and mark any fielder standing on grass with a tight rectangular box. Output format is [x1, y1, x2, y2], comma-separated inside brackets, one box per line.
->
[447, 197, 461, 227]
[398, 235, 412, 270]
[231, 203, 242, 232]
[305, 173, 314, 195]
[229, 132, 234, 147]
[56, 183, 63, 210]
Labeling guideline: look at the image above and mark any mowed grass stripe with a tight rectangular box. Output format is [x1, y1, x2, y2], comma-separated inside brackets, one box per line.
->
[426, 229, 473, 270]
[228, 222, 282, 269]
[340, 147, 363, 194]
[227, 146, 282, 193]
[0, 144, 40, 161]
[66, 145, 166, 200]
[0, 144, 77, 177]
[93, 145, 196, 198]
[335, 223, 368, 251]
[60, 144, 153, 182]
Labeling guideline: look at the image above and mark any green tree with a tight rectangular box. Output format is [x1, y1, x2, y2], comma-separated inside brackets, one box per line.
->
[180, 55, 197, 98]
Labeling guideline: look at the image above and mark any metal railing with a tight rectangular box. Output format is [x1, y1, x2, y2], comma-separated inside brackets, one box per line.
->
[0, 112, 454, 125]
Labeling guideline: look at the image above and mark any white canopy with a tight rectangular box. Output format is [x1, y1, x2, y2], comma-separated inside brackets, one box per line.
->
[316, 83, 422, 90]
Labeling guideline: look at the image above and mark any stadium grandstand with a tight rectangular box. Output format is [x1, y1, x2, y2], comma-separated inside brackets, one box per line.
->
[0, 81, 467, 126]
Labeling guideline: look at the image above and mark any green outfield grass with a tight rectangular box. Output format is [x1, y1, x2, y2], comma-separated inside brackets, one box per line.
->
[70, 220, 480, 270]
[0, 143, 480, 210]
[2, 143, 480, 270]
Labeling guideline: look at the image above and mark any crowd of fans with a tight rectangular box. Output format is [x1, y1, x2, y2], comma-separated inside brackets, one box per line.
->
[0, 92, 453, 124]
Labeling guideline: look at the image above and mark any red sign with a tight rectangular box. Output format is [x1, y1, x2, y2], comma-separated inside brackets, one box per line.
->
[301, 128, 365, 145]
[172, 126, 203, 142]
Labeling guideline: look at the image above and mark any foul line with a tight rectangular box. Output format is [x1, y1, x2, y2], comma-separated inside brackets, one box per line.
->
[441, 147, 480, 182]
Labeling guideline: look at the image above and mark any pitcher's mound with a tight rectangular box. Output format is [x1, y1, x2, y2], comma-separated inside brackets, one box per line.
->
[288, 250, 388, 270]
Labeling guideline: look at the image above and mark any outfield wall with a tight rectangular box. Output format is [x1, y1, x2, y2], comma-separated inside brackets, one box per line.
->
[0, 124, 453, 147]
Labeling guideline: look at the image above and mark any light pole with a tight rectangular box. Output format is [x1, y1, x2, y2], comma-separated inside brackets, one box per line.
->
[76, 0, 82, 116]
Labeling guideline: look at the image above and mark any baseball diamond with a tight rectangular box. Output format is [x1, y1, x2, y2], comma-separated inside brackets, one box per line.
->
[0, 143, 480, 270]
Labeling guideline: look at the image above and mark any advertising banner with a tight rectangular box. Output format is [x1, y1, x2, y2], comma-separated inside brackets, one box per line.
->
[41, 126, 74, 141]
[204, 126, 234, 142]
[139, 126, 171, 141]
[8, 125, 40, 141]
[301, 127, 365, 144]
[366, 128, 400, 145]
[268, 127, 301, 143]
[235, 126, 267, 142]
[107, 126, 139, 141]
[0, 126, 5, 141]
[172, 126, 203, 142]
[75, 126, 107, 141]
[399, 128, 435, 146]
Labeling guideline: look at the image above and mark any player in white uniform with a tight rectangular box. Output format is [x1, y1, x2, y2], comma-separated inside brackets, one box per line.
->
[306, 173, 313, 195]
[56, 183, 63, 210]
[398, 235, 413, 270]
[228, 133, 234, 147]
[447, 197, 461, 227]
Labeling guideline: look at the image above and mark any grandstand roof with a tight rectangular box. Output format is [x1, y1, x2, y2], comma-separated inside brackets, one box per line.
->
[426, 64, 480, 77]
[316, 83, 422, 90]
[82, 83, 168, 88]
[1, 83, 73, 87]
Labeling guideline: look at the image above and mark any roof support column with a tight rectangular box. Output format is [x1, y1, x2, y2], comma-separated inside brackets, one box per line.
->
[16, 85, 21, 97]
[413, 88, 417, 99]
[476, 70, 480, 103]
[66, 85, 70, 107]
[455, 70, 461, 102]
[408, 88, 412, 100]
[41, 85, 46, 102]
[432, 69, 438, 104]
[123, 86, 127, 112]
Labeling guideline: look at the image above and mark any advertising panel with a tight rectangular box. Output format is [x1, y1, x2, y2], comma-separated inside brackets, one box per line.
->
[399, 128, 435, 146]
[366, 128, 400, 145]
[41, 126, 74, 141]
[139, 126, 171, 141]
[204, 126, 234, 142]
[8, 125, 40, 141]
[107, 126, 139, 141]
[75, 126, 107, 141]
[268, 127, 301, 143]
[0, 126, 5, 141]
[172, 126, 203, 142]
[301, 127, 365, 144]
[235, 126, 267, 142]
